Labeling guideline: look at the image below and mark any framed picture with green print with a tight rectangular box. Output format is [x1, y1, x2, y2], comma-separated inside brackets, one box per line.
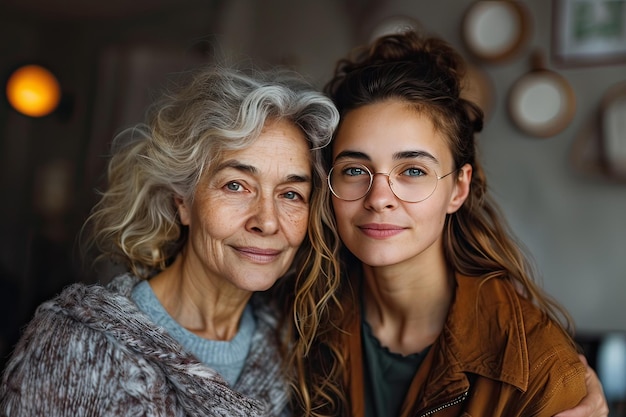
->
[552, 0, 626, 66]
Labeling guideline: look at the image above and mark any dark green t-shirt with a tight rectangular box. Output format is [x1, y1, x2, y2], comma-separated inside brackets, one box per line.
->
[362, 318, 430, 417]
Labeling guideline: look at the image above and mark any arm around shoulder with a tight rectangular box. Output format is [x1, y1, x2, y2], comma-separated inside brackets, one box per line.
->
[554, 355, 609, 417]
[522, 344, 588, 416]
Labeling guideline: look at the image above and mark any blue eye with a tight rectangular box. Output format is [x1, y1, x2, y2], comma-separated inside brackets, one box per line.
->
[344, 166, 368, 176]
[403, 167, 426, 177]
[283, 191, 302, 201]
[225, 181, 244, 192]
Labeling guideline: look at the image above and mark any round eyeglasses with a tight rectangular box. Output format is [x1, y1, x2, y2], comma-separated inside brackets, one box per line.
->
[327, 161, 458, 203]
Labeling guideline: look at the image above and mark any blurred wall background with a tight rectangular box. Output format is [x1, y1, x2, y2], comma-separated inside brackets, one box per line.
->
[0, 0, 625, 379]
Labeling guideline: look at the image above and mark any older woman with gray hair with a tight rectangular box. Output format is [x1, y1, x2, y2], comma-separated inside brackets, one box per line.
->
[0, 63, 341, 417]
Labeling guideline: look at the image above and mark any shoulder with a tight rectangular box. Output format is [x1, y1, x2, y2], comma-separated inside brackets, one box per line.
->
[1, 297, 144, 415]
[455, 274, 581, 363]
[2, 276, 150, 380]
[452, 275, 586, 413]
[517, 300, 587, 414]
[0, 278, 184, 416]
[106, 272, 141, 295]
[24, 275, 142, 329]
[2, 278, 145, 371]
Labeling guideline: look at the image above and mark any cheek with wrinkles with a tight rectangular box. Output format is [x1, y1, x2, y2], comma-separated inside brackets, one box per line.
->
[281, 208, 309, 243]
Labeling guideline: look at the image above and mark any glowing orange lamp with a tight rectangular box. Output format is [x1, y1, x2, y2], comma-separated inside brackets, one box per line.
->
[6, 64, 61, 117]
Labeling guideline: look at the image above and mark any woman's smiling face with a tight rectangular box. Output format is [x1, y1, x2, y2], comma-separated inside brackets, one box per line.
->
[177, 119, 312, 293]
[330, 99, 470, 269]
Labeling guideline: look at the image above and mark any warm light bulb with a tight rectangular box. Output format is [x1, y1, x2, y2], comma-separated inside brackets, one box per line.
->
[6, 64, 61, 117]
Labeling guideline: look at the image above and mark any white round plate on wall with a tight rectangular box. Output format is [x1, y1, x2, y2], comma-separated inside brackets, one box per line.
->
[462, 0, 531, 63]
[508, 52, 576, 138]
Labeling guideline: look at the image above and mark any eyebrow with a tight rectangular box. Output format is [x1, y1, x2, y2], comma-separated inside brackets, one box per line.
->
[216, 159, 311, 183]
[334, 150, 440, 164]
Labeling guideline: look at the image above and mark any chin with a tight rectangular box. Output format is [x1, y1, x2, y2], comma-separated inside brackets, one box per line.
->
[353, 252, 401, 268]
[238, 276, 281, 293]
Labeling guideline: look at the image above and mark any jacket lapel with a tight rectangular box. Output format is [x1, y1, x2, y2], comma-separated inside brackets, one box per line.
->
[344, 273, 531, 417]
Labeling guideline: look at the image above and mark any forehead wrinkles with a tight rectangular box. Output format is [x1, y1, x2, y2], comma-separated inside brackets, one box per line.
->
[215, 157, 311, 184]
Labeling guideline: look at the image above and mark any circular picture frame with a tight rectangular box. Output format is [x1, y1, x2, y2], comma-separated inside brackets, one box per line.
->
[507, 68, 576, 138]
[461, 0, 531, 63]
[508, 69, 576, 138]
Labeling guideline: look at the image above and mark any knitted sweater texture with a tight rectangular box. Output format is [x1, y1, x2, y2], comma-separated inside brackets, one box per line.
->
[0, 274, 290, 417]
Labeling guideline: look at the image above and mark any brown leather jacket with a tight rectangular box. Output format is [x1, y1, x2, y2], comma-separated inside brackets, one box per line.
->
[345, 274, 587, 417]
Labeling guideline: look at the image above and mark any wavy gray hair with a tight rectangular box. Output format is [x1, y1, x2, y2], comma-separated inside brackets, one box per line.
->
[83, 64, 339, 278]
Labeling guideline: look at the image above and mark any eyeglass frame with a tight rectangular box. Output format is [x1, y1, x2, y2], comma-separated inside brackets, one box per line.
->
[327, 162, 459, 203]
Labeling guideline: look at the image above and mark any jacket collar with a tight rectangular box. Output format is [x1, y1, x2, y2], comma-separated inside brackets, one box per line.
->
[409, 274, 530, 415]
[346, 272, 530, 417]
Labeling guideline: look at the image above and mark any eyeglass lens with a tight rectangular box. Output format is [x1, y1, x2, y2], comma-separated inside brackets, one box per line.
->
[328, 161, 443, 203]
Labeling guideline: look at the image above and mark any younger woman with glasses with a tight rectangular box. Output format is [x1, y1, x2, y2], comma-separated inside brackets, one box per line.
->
[292, 30, 596, 417]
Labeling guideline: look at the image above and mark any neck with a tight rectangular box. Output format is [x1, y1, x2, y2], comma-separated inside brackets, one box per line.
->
[361, 255, 454, 356]
[149, 254, 252, 341]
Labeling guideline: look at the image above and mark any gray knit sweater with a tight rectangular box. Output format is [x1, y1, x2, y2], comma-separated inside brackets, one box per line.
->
[0, 274, 290, 416]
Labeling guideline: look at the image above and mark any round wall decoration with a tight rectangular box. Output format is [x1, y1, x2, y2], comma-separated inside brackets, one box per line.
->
[461, 0, 531, 63]
[508, 53, 576, 138]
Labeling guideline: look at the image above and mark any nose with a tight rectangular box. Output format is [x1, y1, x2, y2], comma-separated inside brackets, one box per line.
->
[247, 193, 279, 235]
[363, 172, 397, 211]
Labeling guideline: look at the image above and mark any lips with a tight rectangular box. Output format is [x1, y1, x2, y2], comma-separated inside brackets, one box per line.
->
[233, 247, 282, 263]
[358, 223, 405, 239]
